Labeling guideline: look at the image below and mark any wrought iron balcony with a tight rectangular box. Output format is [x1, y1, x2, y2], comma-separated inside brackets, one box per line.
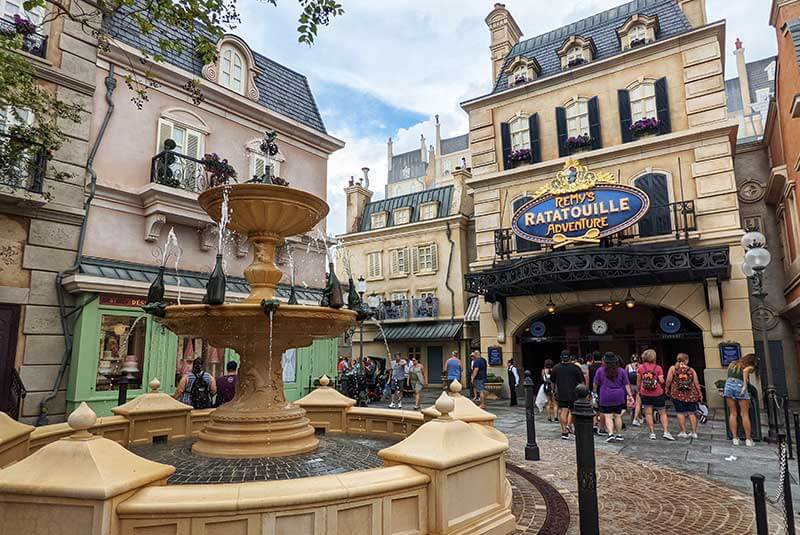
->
[6, 368, 26, 420]
[151, 149, 205, 193]
[0, 132, 47, 193]
[412, 297, 439, 318]
[494, 200, 696, 258]
[0, 18, 48, 58]
[375, 299, 410, 321]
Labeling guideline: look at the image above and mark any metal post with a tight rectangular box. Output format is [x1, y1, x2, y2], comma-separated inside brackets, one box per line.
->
[779, 434, 797, 535]
[794, 412, 800, 486]
[784, 396, 793, 459]
[750, 474, 769, 535]
[573, 384, 599, 535]
[523, 370, 540, 461]
[752, 268, 779, 442]
[117, 374, 129, 407]
[359, 320, 364, 361]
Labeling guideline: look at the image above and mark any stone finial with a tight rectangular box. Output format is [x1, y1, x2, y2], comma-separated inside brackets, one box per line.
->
[67, 402, 97, 439]
[149, 377, 161, 392]
[449, 379, 463, 394]
[319, 374, 330, 387]
[435, 391, 455, 418]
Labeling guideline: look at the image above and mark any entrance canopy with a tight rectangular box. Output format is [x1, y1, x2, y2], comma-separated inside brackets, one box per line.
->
[374, 322, 462, 342]
[465, 244, 730, 298]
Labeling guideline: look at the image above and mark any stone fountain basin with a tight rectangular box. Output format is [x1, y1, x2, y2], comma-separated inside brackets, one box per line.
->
[159, 304, 356, 348]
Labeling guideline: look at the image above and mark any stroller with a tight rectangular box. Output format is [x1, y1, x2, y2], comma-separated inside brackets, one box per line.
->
[368, 371, 386, 403]
[344, 367, 369, 407]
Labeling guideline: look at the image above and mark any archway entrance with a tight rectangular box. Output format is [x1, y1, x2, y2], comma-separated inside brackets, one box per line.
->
[517, 303, 705, 388]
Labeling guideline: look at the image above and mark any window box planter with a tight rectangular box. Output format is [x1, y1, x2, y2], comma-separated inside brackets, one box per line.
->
[508, 148, 532, 167]
[484, 374, 505, 400]
[567, 57, 586, 68]
[564, 134, 593, 152]
[630, 117, 660, 138]
[629, 37, 649, 49]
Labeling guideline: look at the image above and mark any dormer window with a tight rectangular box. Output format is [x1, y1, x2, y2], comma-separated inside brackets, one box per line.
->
[617, 14, 659, 51]
[371, 211, 387, 229]
[557, 35, 596, 70]
[420, 202, 438, 221]
[512, 66, 528, 84]
[503, 56, 541, 87]
[220, 44, 244, 93]
[394, 207, 411, 225]
[201, 36, 262, 102]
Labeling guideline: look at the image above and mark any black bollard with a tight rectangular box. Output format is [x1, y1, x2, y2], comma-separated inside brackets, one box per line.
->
[573, 384, 600, 535]
[779, 434, 797, 535]
[117, 374, 129, 407]
[794, 412, 800, 486]
[750, 474, 769, 535]
[784, 396, 793, 460]
[524, 370, 540, 461]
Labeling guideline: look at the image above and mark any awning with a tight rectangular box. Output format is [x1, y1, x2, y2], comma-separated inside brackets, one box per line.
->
[464, 295, 481, 323]
[374, 322, 463, 342]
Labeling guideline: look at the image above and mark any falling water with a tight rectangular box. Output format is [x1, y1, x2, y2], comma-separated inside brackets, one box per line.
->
[283, 243, 296, 289]
[218, 186, 231, 252]
[369, 317, 392, 361]
[266, 308, 274, 445]
[314, 228, 334, 264]
[162, 227, 179, 266]
[120, 314, 148, 356]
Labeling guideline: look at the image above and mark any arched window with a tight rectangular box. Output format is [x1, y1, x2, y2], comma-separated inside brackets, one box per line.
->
[629, 81, 657, 122]
[512, 65, 528, 84]
[251, 151, 282, 179]
[629, 24, 647, 42]
[220, 44, 244, 94]
[565, 99, 590, 138]
[509, 116, 530, 151]
[566, 46, 584, 64]
[634, 173, 671, 237]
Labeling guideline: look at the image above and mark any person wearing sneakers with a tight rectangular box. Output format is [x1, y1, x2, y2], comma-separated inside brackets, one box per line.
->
[665, 353, 702, 439]
[388, 353, 407, 409]
[637, 349, 674, 441]
[551, 352, 585, 440]
[723, 353, 758, 447]
[593, 352, 634, 442]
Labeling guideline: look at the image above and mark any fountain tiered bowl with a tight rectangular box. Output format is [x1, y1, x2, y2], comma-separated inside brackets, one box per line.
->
[159, 184, 356, 458]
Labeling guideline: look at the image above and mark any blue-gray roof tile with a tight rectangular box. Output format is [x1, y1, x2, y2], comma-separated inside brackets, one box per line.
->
[360, 186, 453, 231]
[441, 134, 469, 155]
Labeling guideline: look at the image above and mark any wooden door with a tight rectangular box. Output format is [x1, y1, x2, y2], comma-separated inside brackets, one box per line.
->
[0, 305, 21, 418]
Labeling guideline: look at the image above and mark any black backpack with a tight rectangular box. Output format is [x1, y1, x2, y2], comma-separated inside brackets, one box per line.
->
[190, 372, 212, 409]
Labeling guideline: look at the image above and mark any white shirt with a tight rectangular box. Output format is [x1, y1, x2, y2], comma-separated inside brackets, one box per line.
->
[508, 365, 520, 386]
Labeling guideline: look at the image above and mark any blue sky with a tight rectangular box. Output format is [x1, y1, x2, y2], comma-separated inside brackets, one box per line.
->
[235, 0, 777, 236]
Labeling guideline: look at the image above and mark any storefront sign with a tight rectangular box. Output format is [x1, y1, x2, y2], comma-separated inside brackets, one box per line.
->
[99, 294, 148, 308]
[511, 160, 650, 248]
[719, 342, 741, 366]
[487, 346, 503, 366]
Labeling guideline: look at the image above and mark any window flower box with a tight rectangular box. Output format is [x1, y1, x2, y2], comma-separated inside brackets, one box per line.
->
[567, 57, 586, 68]
[630, 117, 660, 137]
[201, 153, 237, 189]
[12, 15, 37, 37]
[564, 134, 593, 152]
[508, 148, 532, 167]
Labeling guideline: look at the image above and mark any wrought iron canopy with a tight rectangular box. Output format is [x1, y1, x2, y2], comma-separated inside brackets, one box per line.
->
[465, 244, 730, 299]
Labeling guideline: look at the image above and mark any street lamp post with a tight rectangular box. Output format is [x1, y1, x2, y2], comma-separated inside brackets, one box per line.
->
[356, 276, 368, 361]
[741, 229, 779, 442]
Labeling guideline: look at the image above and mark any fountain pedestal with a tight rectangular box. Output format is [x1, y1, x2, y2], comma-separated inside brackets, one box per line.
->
[160, 185, 357, 458]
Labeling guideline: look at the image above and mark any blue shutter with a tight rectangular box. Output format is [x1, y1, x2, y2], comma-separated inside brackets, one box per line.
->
[588, 96, 602, 150]
[635, 173, 671, 237]
[528, 114, 541, 164]
[618, 89, 633, 143]
[655, 77, 671, 135]
[556, 107, 568, 157]
[500, 122, 511, 170]
[512, 196, 540, 252]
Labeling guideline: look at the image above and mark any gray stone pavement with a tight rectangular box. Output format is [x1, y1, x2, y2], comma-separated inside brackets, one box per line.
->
[371, 387, 800, 515]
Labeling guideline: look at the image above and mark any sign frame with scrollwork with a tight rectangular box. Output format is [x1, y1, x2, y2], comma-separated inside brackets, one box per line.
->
[511, 159, 650, 248]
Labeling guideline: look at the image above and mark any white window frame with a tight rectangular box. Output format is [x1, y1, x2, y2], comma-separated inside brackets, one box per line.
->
[1, 0, 44, 25]
[512, 65, 528, 83]
[156, 117, 205, 158]
[565, 99, 590, 138]
[367, 251, 383, 280]
[415, 243, 438, 273]
[509, 115, 530, 151]
[629, 82, 657, 122]
[420, 202, 438, 221]
[393, 207, 411, 225]
[566, 46, 584, 64]
[390, 247, 408, 276]
[390, 291, 408, 302]
[370, 211, 388, 229]
[629, 24, 647, 42]
[417, 289, 436, 300]
[219, 44, 245, 94]
[250, 150, 283, 179]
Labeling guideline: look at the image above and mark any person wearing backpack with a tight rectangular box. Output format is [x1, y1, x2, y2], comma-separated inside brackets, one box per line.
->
[665, 353, 702, 439]
[637, 349, 674, 441]
[175, 358, 217, 409]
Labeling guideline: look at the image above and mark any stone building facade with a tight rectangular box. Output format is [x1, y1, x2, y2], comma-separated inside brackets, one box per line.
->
[0, 2, 99, 423]
[463, 0, 759, 405]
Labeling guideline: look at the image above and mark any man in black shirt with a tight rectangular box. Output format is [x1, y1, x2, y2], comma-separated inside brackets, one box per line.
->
[550, 352, 586, 440]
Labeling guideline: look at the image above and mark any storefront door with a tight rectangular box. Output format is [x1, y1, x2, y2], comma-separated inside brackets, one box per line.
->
[427, 346, 443, 386]
[0, 305, 20, 417]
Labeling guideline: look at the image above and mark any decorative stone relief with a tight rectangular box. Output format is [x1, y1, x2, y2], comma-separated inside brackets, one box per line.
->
[491, 300, 505, 344]
[199, 225, 219, 252]
[705, 277, 723, 337]
[144, 214, 166, 242]
[738, 180, 765, 203]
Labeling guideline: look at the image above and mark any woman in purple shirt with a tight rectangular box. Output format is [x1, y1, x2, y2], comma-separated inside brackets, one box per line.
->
[593, 353, 634, 442]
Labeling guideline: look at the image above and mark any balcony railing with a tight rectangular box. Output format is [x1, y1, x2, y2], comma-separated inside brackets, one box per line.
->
[0, 18, 48, 58]
[412, 297, 439, 318]
[373, 297, 440, 320]
[151, 149, 206, 193]
[0, 132, 47, 193]
[375, 299, 410, 321]
[495, 200, 696, 259]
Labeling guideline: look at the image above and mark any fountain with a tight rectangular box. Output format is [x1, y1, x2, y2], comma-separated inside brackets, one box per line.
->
[158, 183, 357, 458]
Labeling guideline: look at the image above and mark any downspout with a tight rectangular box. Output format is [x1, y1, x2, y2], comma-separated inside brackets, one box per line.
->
[37, 66, 117, 424]
[444, 222, 456, 322]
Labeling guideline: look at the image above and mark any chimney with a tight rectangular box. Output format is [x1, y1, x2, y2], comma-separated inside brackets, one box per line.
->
[485, 3, 523, 82]
[361, 167, 370, 189]
[434, 114, 442, 156]
[449, 167, 473, 217]
[678, 0, 707, 28]
[420, 133, 427, 163]
[734, 38, 752, 114]
[387, 137, 393, 171]
[344, 176, 373, 234]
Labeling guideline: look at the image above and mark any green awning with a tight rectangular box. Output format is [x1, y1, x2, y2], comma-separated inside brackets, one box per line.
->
[374, 322, 462, 342]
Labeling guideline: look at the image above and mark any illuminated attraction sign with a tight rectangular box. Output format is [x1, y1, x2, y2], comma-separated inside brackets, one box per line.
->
[511, 160, 650, 248]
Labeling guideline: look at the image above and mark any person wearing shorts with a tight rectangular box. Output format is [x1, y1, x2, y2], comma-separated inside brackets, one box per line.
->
[550, 353, 585, 440]
[593, 352, 633, 442]
[470, 350, 488, 409]
[723, 353, 758, 446]
[637, 349, 674, 441]
[389, 354, 407, 409]
[665, 353, 703, 439]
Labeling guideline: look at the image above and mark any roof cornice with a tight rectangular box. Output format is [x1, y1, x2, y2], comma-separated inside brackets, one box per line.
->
[462, 20, 725, 111]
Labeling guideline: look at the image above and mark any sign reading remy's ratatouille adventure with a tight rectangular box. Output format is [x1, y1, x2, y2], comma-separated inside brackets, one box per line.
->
[511, 160, 650, 248]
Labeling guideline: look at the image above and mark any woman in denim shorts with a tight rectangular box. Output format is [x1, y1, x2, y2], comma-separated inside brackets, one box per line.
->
[723, 353, 758, 446]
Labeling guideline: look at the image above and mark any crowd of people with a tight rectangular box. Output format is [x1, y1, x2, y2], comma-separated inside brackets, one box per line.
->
[174, 358, 238, 409]
[538, 349, 759, 446]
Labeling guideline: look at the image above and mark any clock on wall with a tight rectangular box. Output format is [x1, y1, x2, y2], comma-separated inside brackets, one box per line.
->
[591, 319, 608, 335]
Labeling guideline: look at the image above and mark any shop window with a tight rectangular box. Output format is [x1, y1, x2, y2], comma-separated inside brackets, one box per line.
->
[96, 315, 147, 391]
[634, 173, 671, 237]
[367, 251, 383, 279]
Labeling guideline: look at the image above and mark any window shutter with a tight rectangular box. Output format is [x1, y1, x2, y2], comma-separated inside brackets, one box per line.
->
[655, 77, 671, 135]
[186, 131, 203, 159]
[618, 89, 633, 143]
[528, 114, 541, 164]
[410, 246, 419, 273]
[555, 107, 568, 157]
[390, 249, 399, 274]
[513, 196, 540, 252]
[635, 173, 672, 237]
[588, 96, 602, 150]
[254, 155, 266, 177]
[156, 118, 173, 153]
[430, 243, 439, 272]
[399, 248, 407, 273]
[500, 122, 511, 170]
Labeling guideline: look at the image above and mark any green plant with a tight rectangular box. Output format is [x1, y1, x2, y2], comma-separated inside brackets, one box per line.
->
[714, 379, 726, 391]
[486, 373, 504, 384]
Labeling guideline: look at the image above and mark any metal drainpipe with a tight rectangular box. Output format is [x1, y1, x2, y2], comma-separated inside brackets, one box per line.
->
[444, 222, 456, 322]
[37, 66, 117, 424]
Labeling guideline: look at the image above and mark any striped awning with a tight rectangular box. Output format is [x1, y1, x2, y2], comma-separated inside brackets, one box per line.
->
[464, 296, 481, 323]
[374, 322, 462, 342]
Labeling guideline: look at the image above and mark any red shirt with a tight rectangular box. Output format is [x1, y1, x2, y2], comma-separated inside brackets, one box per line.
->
[637, 363, 664, 397]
